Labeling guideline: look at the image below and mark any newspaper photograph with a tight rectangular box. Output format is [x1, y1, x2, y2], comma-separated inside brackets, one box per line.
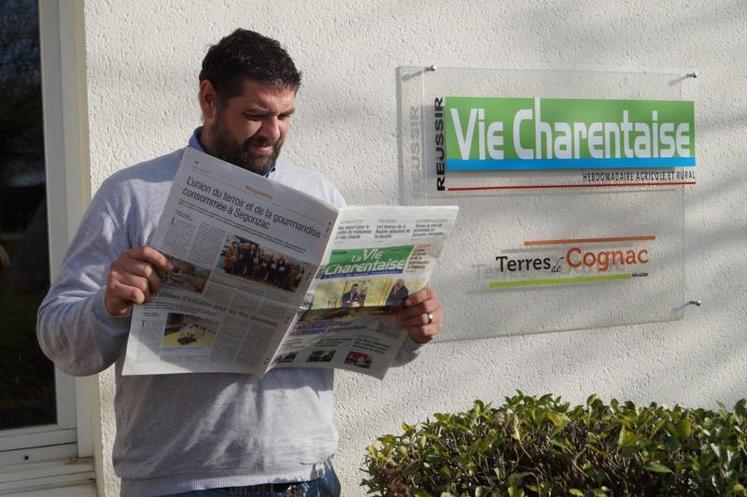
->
[123, 148, 458, 378]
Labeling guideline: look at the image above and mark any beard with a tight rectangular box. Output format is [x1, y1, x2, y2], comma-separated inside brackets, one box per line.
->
[208, 115, 283, 176]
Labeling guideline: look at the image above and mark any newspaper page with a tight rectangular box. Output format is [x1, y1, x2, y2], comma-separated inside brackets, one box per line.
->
[123, 147, 338, 375]
[268, 206, 459, 379]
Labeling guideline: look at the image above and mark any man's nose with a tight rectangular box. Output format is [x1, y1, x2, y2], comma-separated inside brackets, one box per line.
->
[259, 117, 282, 142]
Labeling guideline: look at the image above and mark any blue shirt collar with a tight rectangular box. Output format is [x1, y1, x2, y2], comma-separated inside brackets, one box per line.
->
[189, 126, 276, 177]
[188, 126, 206, 153]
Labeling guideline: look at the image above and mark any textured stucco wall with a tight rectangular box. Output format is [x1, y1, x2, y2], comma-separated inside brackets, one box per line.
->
[82, 1, 747, 495]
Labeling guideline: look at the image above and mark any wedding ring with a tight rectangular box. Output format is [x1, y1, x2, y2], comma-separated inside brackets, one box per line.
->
[426, 312, 434, 325]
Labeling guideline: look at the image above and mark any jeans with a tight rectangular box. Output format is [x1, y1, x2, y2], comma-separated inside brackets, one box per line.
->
[158, 466, 341, 497]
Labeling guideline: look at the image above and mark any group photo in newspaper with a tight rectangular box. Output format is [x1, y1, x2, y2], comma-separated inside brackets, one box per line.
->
[123, 148, 458, 378]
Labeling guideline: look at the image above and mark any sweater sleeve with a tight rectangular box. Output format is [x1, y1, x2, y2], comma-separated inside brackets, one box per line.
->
[36, 182, 134, 376]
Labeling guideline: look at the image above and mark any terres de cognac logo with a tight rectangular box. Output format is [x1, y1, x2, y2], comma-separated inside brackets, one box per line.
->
[488, 235, 654, 288]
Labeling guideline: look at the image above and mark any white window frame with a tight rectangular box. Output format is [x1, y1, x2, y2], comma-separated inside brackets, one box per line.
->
[0, 0, 97, 495]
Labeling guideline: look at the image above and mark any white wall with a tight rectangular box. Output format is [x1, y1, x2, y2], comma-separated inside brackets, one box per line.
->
[82, 1, 747, 495]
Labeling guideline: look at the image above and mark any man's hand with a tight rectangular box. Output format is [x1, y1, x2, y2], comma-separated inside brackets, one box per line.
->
[105, 246, 172, 316]
[394, 286, 443, 344]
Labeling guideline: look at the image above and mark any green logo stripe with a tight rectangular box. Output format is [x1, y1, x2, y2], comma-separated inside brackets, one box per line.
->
[328, 246, 413, 265]
[321, 245, 414, 279]
[489, 274, 632, 288]
[444, 97, 695, 163]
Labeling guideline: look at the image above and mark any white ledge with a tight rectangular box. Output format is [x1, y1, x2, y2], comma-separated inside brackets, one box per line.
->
[0, 458, 95, 496]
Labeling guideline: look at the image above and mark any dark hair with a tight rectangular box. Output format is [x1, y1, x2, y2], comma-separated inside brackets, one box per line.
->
[199, 29, 302, 100]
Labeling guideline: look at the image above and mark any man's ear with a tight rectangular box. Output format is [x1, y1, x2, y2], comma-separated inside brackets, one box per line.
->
[198, 80, 218, 124]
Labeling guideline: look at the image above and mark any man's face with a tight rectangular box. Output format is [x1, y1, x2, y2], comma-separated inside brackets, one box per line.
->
[203, 79, 296, 175]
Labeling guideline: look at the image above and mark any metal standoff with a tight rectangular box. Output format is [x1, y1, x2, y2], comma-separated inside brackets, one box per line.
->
[687, 300, 702, 306]
[686, 72, 698, 79]
[425, 65, 437, 72]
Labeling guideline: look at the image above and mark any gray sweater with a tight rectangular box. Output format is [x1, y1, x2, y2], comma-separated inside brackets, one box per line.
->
[37, 147, 421, 497]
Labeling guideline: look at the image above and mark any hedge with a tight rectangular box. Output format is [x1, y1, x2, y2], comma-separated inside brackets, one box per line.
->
[362, 392, 747, 497]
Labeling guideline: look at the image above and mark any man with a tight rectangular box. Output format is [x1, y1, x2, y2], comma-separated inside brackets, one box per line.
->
[341, 283, 362, 308]
[386, 279, 410, 307]
[37, 29, 443, 497]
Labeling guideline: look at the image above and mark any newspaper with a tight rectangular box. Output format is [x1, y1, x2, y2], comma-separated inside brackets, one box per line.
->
[122, 147, 458, 378]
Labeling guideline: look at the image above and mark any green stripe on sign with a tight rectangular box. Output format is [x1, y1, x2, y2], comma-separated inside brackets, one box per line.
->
[445, 97, 695, 164]
[489, 274, 632, 288]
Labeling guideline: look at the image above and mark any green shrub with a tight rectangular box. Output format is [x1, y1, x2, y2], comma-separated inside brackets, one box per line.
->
[362, 392, 747, 497]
